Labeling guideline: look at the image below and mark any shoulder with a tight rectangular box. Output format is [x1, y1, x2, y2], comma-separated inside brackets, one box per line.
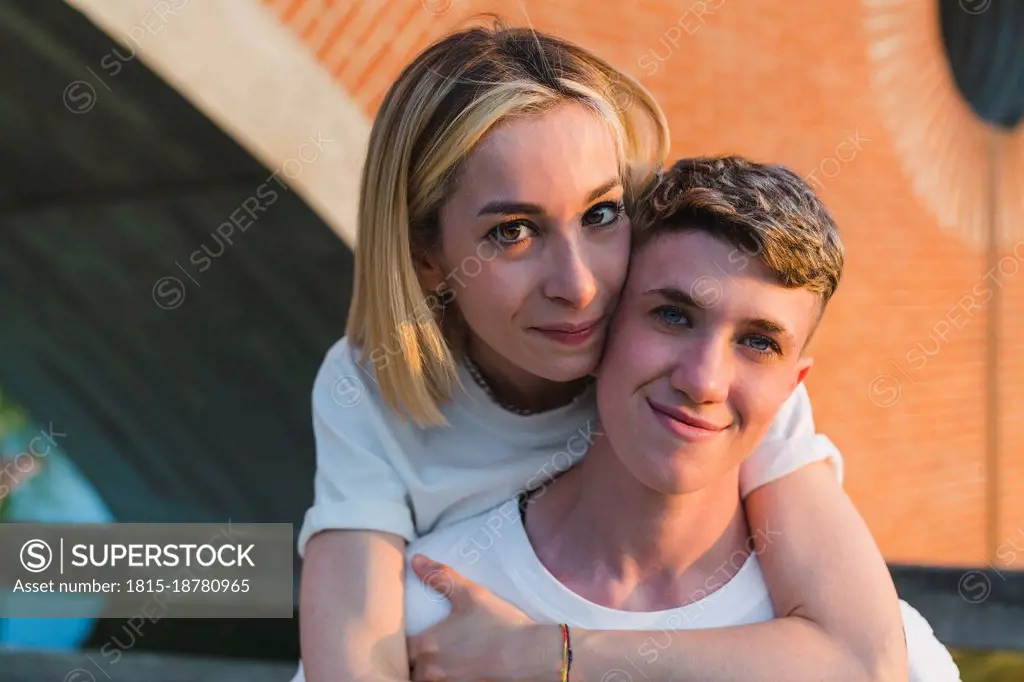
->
[312, 336, 465, 435]
[764, 382, 815, 440]
[407, 500, 520, 574]
[666, 553, 775, 629]
[311, 336, 391, 431]
[404, 500, 522, 635]
[717, 553, 776, 624]
[899, 600, 962, 681]
[312, 336, 371, 403]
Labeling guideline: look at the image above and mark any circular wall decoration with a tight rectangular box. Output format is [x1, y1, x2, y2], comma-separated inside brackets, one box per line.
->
[863, 0, 1024, 249]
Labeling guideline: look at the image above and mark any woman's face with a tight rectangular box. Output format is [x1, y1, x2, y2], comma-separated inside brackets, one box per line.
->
[423, 103, 630, 389]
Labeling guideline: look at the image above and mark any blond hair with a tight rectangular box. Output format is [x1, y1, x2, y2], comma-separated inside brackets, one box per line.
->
[346, 21, 670, 426]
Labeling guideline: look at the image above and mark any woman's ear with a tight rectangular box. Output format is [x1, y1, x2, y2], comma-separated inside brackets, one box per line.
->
[413, 245, 447, 295]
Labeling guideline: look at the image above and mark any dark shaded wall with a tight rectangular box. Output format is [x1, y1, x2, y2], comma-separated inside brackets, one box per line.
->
[0, 2, 353, 529]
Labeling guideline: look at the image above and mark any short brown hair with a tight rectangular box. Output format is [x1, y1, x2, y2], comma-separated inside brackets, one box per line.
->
[633, 156, 844, 310]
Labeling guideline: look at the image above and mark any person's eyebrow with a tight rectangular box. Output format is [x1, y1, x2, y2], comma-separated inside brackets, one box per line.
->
[584, 178, 623, 203]
[643, 286, 700, 307]
[744, 317, 791, 339]
[477, 178, 622, 216]
[643, 286, 795, 342]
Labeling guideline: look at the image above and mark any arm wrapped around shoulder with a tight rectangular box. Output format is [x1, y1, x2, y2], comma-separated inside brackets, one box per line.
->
[740, 383, 844, 497]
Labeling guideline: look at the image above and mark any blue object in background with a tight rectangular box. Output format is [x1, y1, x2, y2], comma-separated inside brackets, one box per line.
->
[0, 427, 114, 652]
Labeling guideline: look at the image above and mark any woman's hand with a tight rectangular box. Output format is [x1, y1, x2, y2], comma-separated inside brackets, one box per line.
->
[408, 555, 563, 682]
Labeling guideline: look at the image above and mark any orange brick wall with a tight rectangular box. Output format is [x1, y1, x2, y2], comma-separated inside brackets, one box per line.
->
[997, 131, 1024, 569]
[260, 0, 1022, 569]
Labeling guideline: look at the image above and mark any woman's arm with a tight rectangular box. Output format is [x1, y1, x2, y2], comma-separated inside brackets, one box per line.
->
[741, 461, 907, 678]
[300, 529, 412, 682]
[737, 384, 907, 679]
[298, 342, 418, 681]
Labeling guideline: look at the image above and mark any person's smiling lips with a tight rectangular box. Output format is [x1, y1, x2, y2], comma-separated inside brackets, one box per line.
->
[647, 397, 732, 441]
[531, 317, 606, 346]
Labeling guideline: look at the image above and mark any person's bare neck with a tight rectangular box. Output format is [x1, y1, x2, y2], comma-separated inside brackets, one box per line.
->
[467, 340, 588, 412]
[524, 435, 751, 612]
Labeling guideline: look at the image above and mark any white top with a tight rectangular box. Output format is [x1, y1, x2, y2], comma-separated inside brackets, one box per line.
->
[402, 500, 961, 682]
[297, 337, 843, 554]
[403, 502, 774, 634]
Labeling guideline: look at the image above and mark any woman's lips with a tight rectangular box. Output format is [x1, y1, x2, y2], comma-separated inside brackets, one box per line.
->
[531, 318, 604, 346]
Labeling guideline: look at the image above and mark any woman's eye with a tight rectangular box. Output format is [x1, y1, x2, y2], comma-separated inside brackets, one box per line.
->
[583, 201, 624, 227]
[488, 221, 535, 247]
[653, 306, 689, 327]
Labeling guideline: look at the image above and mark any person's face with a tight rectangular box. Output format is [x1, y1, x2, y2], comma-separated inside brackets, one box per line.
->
[420, 103, 629, 383]
[595, 230, 819, 495]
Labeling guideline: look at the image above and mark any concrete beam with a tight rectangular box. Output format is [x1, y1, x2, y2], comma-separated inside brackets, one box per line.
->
[64, 0, 370, 248]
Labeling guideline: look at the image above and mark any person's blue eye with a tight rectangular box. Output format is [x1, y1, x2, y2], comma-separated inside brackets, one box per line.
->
[487, 221, 537, 248]
[583, 201, 625, 227]
[743, 335, 781, 356]
[652, 305, 690, 328]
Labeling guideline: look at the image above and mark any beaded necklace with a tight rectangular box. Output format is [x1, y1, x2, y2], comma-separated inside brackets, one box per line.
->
[462, 354, 593, 417]
[462, 354, 540, 416]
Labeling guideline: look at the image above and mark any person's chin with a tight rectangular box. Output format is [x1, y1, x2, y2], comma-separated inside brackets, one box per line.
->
[663, 457, 719, 494]
[635, 457, 708, 495]
[538, 357, 599, 383]
[524, 339, 602, 381]
[645, 436, 725, 487]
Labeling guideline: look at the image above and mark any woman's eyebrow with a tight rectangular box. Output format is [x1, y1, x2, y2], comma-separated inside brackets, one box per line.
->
[477, 200, 544, 216]
[585, 178, 622, 202]
[476, 178, 622, 217]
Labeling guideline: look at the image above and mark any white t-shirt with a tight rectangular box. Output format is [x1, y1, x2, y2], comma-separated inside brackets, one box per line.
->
[402, 500, 961, 682]
[404, 501, 774, 634]
[297, 337, 843, 554]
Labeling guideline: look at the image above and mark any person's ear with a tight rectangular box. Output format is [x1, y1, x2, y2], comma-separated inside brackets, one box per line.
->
[414, 246, 447, 295]
[792, 356, 813, 391]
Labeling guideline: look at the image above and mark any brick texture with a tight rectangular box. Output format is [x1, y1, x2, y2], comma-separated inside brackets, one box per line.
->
[261, 0, 1022, 568]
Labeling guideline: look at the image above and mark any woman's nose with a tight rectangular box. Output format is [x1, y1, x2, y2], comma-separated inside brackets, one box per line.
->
[542, 238, 598, 309]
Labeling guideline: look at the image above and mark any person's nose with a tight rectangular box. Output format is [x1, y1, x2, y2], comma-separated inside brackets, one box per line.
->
[669, 335, 732, 405]
[541, 233, 598, 309]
